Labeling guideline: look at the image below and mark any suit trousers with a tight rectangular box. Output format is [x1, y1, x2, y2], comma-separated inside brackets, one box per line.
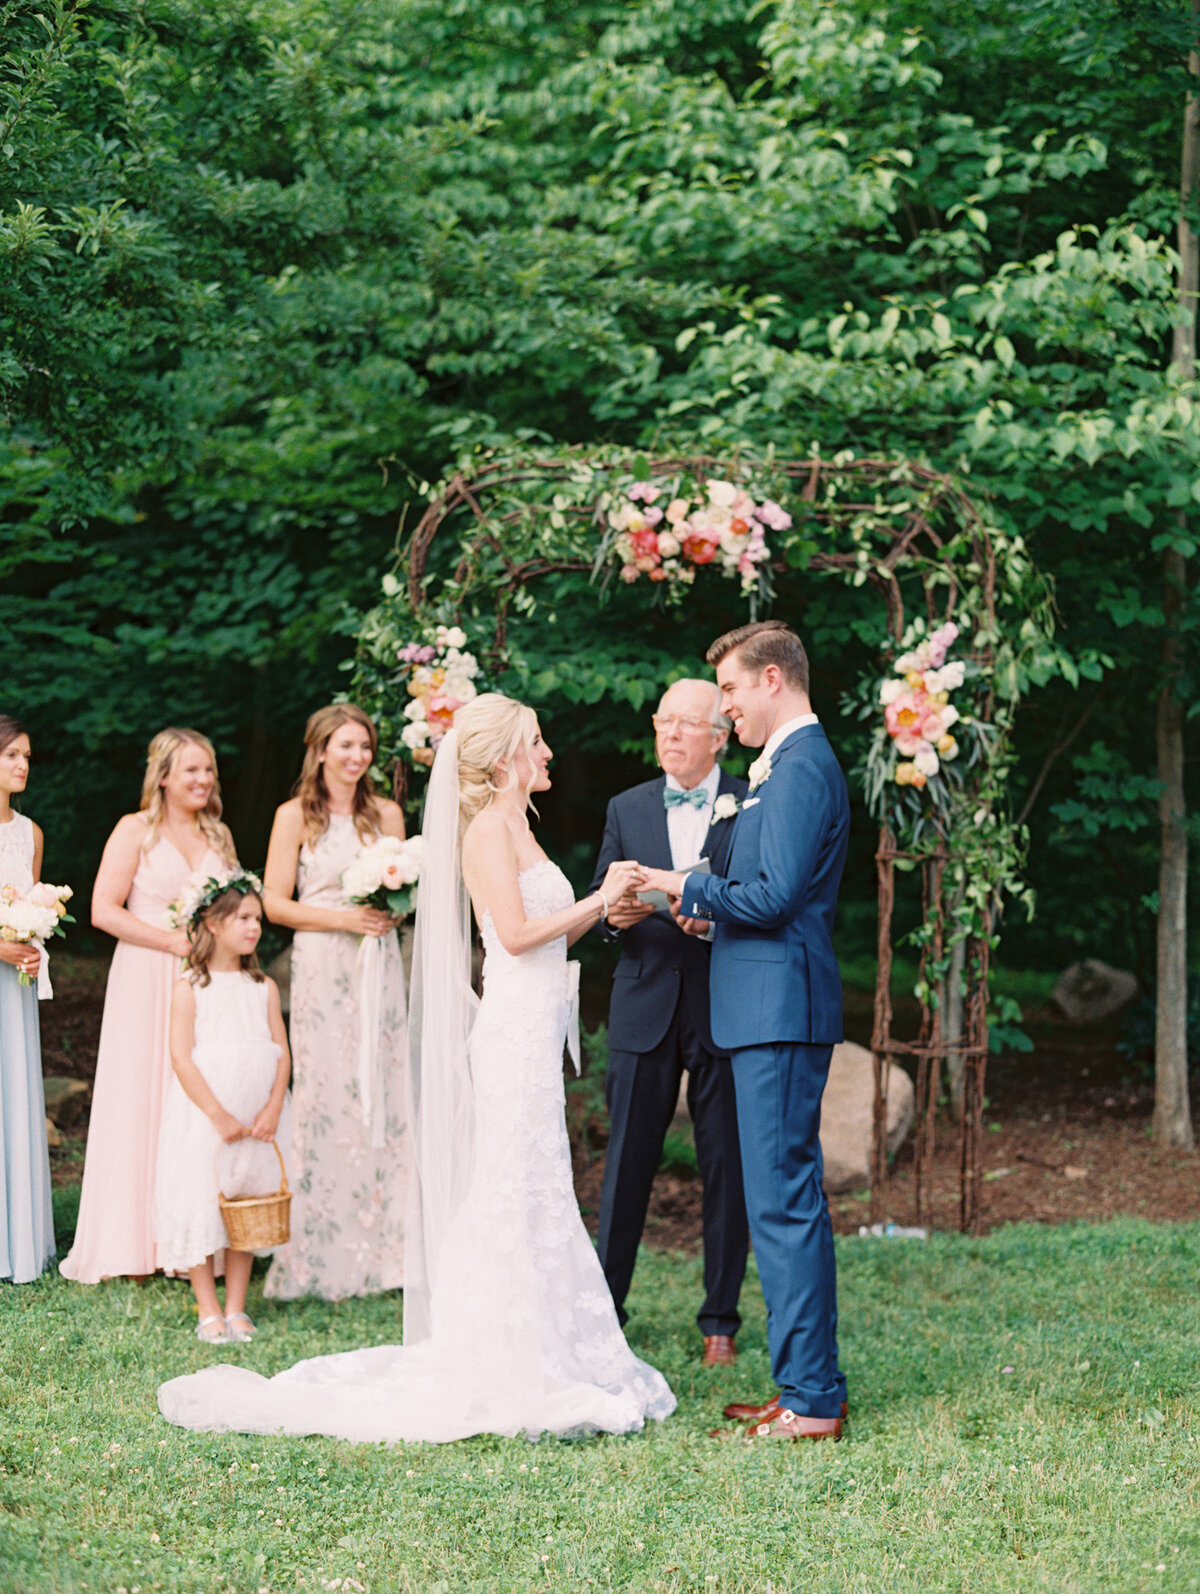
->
[597, 999, 748, 1338]
[731, 1041, 846, 1418]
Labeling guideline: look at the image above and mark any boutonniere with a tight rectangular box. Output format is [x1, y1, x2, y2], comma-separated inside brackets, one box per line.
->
[712, 792, 741, 822]
[747, 753, 773, 793]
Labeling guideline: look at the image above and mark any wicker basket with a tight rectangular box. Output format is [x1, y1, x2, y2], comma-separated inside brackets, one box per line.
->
[218, 1140, 290, 1251]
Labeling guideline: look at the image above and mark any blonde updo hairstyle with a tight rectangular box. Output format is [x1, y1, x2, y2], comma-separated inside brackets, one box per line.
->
[454, 693, 541, 822]
[186, 884, 266, 989]
[294, 703, 384, 845]
[140, 727, 235, 865]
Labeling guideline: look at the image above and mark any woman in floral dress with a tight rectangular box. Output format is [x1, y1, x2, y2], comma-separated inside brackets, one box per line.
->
[263, 705, 408, 1299]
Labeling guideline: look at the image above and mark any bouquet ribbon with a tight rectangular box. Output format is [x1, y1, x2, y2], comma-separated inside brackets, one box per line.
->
[354, 932, 392, 1148]
[566, 960, 581, 1076]
[36, 938, 52, 1001]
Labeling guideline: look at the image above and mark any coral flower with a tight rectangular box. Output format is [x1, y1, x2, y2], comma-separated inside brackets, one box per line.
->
[682, 529, 718, 564]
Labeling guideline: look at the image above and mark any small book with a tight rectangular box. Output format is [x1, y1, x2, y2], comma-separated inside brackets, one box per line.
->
[637, 855, 711, 915]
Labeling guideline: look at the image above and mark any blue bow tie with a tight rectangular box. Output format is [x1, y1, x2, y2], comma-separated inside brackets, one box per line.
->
[664, 785, 708, 810]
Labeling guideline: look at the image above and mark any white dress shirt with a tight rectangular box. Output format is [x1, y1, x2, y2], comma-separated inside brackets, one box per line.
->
[664, 764, 720, 869]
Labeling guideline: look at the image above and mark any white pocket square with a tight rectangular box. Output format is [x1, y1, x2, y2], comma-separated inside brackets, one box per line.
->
[742, 796, 761, 808]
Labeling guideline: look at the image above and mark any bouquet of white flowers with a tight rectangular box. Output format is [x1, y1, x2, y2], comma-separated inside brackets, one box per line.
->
[341, 834, 424, 918]
[0, 881, 74, 987]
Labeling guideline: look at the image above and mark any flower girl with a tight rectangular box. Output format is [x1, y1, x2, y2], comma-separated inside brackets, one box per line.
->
[154, 870, 291, 1343]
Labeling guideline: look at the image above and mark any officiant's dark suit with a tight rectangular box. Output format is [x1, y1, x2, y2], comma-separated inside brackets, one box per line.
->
[589, 683, 749, 1359]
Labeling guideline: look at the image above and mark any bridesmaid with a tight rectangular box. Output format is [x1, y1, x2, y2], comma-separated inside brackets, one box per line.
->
[60, 728, 237, 1283]
[263, 704, 408, 1300]
[0, 717, 56, 1283]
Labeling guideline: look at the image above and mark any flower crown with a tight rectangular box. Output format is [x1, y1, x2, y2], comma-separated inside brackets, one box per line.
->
[171, 867, 264, 931]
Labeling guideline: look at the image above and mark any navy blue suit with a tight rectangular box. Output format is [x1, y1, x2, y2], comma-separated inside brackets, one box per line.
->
[590, 769, 749, 1337]
[683, 723, 849, 1418]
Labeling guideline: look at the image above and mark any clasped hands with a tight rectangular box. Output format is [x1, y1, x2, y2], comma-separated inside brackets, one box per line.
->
[599, 861, 709, 937]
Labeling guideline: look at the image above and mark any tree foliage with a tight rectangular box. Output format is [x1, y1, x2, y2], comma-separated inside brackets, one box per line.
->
[1, 0, 1196, 980]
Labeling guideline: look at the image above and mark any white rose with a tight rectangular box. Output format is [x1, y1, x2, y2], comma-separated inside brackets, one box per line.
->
[403, 699, 427, 721]
[706, 479, 737, 508]
[401, 722, 430, 749]
[879, 678, 904, 706]
[713, 793, 740, 821]
[914, 746, 940, 777]
[443, 627, 467, 649]
[656, 532, 681, 558]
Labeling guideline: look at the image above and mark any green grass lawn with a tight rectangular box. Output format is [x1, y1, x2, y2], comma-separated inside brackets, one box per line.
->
[3, 1220, 1200, 1593]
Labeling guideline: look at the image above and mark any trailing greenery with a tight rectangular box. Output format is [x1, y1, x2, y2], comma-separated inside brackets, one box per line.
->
[3, 1221, 1200, 1591]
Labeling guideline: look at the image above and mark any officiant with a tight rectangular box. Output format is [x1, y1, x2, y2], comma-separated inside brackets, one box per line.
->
[589, 679, 749, 1367]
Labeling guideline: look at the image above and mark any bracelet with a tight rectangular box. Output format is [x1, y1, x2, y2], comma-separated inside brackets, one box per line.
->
[596, 891, 610, 922]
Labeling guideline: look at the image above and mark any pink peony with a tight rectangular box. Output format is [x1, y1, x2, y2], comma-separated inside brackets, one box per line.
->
[755, 499, 793, 532]
[926, 622, 960, 670]
[665, 498, 691, 524]
[643, 505, 664, 527]
[27, 883, 58, 908]
[620, 564, 640, 583]
[630, 527, 660, 560]
[627, 482, 661, 503]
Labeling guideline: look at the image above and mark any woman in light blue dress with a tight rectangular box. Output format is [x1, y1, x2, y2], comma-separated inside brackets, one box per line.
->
[0, 715, 56, 1283]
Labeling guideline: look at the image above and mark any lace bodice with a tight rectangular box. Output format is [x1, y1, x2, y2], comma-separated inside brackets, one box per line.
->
[0, 813, 35, 893]
[480, 857, 572, 971]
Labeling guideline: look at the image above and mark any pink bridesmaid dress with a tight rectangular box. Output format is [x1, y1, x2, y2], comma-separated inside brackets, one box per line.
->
[60, 834, 224, 1282]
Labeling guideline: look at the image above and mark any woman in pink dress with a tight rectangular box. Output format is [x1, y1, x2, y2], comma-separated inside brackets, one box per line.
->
[60, 728, 238, 1283]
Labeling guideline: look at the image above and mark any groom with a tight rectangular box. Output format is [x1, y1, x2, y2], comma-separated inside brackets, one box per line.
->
[638, 620, 850, 1441]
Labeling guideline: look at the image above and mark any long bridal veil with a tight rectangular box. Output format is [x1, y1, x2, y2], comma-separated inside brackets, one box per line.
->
[403, 727, 478, 1344]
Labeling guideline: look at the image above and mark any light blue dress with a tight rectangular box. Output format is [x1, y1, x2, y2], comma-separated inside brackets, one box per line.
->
[0, 812, 56, 1283]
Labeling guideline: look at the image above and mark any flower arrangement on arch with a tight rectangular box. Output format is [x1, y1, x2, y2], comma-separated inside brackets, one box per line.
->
[397, 623, 483, 767]
[880, 622, 964, 788]
[603, 476, 790, 598]
[854, 619, 993, 836]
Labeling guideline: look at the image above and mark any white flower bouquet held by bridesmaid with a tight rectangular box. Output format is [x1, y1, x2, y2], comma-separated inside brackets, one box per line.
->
[340, 834, 424, 918]
[0, 880, 73, 986]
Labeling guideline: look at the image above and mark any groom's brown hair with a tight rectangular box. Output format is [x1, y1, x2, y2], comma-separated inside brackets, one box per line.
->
[707, 620, 810, 694]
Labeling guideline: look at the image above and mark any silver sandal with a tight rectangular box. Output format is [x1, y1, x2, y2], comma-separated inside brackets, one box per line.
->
[195, 1314, 230, 1344]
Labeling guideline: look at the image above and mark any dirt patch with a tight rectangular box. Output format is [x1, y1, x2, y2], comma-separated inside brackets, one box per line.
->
[576, 999, 1200, 1249]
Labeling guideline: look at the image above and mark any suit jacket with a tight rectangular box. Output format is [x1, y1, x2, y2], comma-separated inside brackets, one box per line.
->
[682, 724, 849, 1052]
[590, 768, 748, 1055]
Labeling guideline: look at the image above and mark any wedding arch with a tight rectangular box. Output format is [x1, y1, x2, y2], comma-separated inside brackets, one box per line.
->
[350, 444, 1054, 1234]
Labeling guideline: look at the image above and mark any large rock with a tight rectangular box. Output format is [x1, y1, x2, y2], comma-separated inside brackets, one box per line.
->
[1051, 959, 1138, 1024]
[42, 1076, 91, 1130]
[820, 1042, 915, 1195]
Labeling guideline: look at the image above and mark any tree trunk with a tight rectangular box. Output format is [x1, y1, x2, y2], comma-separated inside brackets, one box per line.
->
[1154, 4, 1199, 1149]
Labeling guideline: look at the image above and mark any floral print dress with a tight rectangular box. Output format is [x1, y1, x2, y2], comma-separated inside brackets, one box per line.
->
[265, 814, 408, 1300]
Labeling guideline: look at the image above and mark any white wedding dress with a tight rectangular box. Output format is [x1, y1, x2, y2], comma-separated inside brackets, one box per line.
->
[157, 858, 676, 1443]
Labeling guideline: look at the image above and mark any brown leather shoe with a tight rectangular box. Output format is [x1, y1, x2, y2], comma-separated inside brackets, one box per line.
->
[723, 1393, 849, 1422]
[701, 1335, 737, 1367]
[742, 1404, 842, 1442]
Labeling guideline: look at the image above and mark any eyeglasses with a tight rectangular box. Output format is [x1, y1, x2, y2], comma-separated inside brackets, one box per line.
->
[652, 714, 721, 733]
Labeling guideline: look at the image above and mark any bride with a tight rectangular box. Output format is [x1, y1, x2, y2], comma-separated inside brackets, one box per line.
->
[158, 694, 677, 1442]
